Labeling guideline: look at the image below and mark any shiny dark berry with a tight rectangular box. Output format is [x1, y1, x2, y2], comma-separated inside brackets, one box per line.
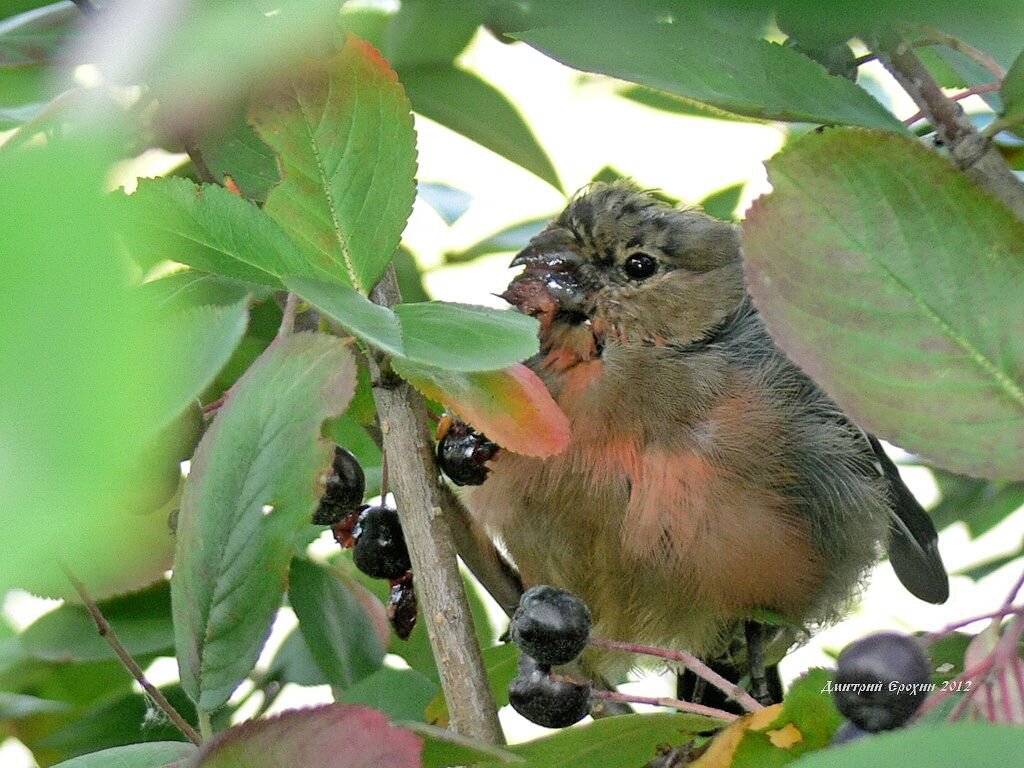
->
[510, 585, 591, 666]
[353, 505, 411, 580]
[833, 632, 931, 732]
[313, 446, 365, 525]
[388, 573, 418, 640]
[509, 654, 591, 728]
[437, 420, 499, 486]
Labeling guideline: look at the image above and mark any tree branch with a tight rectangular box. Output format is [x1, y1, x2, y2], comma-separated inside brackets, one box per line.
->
[367, 265, 504, 744]
[63, 568, 202, 745]
[877, 39, 1024, 221]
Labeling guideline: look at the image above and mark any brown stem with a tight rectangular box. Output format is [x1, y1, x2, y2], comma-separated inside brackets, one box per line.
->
[902, 82, 1001, 127]
[877, 39, 1024, 221]
[180, 134, 218, 185]
[62, 567, 202, 745]
[590, 688, 739, 722]
[589, 636, 763, 712]
[924, 603, 1024, 640]
[366, 265, 504, 744]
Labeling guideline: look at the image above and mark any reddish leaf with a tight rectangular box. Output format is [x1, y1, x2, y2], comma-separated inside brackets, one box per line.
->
[195, 704, 422, 768]
[393, 360, 570, 457]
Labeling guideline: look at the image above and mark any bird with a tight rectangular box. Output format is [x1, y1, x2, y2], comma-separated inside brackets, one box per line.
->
[459, 181, 948, 704]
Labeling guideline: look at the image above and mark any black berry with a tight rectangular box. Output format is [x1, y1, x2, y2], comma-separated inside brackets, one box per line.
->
[437, 421, 499, 486]
[509, 654, 590, 728]
[832, 632, 931, 732]
[388, 573, 418, 640]
[352, 505, 411, 580]
[313, 446, 365, 525]
[510, 585, 591, 666]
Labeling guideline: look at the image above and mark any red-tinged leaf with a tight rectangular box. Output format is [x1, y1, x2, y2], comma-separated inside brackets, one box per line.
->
[252, 34, 417, 294]
[172, 333, 356, 711]
[393, 360, 570, 457]
[195, 704, 422, 768]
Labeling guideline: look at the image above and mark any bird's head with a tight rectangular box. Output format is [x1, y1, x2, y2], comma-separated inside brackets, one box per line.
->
[504, 182, 745, 348]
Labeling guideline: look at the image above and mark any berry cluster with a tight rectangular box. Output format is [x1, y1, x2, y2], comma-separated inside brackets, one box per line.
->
[507, 585, 593, 728]
[313, 446, 416, 638]
[829, 632, 932, 744]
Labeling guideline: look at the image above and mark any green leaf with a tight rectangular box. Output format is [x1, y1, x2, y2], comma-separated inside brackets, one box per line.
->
[444, 216, 550, 264]
[485, 712, 721, 767]
[401, 65, 562, 190]
[514, 14, 903, 130]
[425, 643, 518, 727]
[419, 182, 472, 226]
[252, 35, 417, 293]
[139, 271, 259, 312]
[0, 2, 76, 68]
[338, 667, 439, 722]
[285, 275, 540, 372]
[154, 298, 249, 429]
[1002, 49, 1024, 128]
[383, 0, 483, 69]
[20, 581, 174, 664]
[194, 110, 280, 203]
[700, 182, 745, 222]
[741, 128, 1024, 480]
[171, 333, 356, 711]
[619, 84, 757, 123]
[401, 721, 523, 767]
[0, 692, 70, 719]
[789, 722, 1024, 768]
[118, 178, 310, 290]
[50, 742, 198, 768]
[195, 704, 422, 767]
[287, 557, 387, 691]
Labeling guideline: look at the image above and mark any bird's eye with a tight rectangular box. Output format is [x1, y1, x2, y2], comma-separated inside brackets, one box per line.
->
[623, 252, 658, 280]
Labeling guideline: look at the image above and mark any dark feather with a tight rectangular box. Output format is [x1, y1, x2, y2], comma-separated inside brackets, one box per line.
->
[867, 435, 950, 604]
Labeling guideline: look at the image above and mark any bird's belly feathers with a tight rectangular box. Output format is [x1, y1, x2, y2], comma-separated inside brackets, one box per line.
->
[468, 435, 824, 656]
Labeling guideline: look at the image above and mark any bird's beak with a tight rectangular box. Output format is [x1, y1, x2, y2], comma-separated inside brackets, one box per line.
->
[509, 229, 583, 273]
[505, 232, 588, 320]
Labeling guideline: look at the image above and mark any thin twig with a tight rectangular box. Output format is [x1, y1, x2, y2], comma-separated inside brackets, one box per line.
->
[180, 134, 218, 185]
[589, 636, 763, 712]
[877, 38, 1024, 221]
[902, 82, 1001, 127]
[924, 603, 1024, 641]
[917, 27, 1007, 80]
[71, 0, 98, 16]
[365, 265, 504, 744]
[275, 292, 299, 339]
[589, 688, 740, 722]
[62, 567, 202, 745]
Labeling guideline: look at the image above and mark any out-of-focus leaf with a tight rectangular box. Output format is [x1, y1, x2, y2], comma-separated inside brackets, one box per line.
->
[513, 10, 903, 130]
[49, 741, 198, 768]
[700, 182, 744, 222]
[172, 333, 356, 711]
[485, 712, 721, 767]
[394, 360, 570, 458]
[384, 0, 483, 69]
[444, 216, 550, 264]
[252, 35, 417, 294]
[401, 66, 561, 190]
[287, 557, 387, 691]
[263, 628, 327, 688]
[20, 581, 173, 664]
[0, 132, 180, 600]
[194, 704, 422, 768]
[789, 722, 1024, 768]
[1, 1, 60, 22]
[338, 667, 438, 722]
[393, 247, 432, 303]
[0, 2, 76, 68]
[0, 692, 70, 719]
[742, 128, 1024, 480]
[419, 182, 472, 225]
[117, 178, 310, 290]
[955, 539, 1024, 580]
[619, 85, 757, 122]
[401, 721, 523, 767]
[286, 276, 541, 373]
[139, 271, 261, 312]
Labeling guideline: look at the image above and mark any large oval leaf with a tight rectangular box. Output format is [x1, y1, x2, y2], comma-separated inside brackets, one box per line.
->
[49, 741, 197, 768]
[252, 34, 417, 293]
[513, 10, 902, 130]
[742, 129, 1024, 479]
[171, 333, 356, 711]
[195, 704, 422, 768]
